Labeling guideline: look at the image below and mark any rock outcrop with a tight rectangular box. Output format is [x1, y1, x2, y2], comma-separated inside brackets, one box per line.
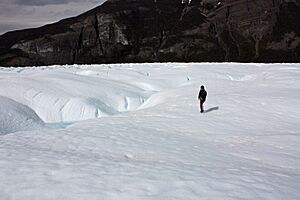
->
[0, 0, 299, 66]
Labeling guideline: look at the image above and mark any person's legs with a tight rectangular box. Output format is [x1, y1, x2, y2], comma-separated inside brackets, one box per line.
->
[200, 100, 204, 113]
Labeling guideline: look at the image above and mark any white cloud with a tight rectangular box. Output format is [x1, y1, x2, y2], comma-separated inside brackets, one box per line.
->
[0, 0, 107, 35]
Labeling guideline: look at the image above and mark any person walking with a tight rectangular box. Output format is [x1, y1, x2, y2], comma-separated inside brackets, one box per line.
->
[198, 85, 207, 113]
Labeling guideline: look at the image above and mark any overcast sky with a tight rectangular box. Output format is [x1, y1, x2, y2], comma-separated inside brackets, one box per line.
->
[0, 0, 107, 35]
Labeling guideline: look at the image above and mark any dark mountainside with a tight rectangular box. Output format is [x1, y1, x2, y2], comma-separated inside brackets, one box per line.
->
[0, 0, 299, 66]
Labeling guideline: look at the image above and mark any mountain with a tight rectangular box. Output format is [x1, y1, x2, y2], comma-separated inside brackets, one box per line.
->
[0, 0, 299, 66]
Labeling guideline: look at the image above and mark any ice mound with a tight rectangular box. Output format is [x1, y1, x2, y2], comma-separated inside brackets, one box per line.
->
[0, 96, 44, 135]
[0, 68, 151, 123]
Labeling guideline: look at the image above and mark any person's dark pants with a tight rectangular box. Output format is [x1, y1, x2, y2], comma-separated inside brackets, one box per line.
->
[200, 100, 205, 113]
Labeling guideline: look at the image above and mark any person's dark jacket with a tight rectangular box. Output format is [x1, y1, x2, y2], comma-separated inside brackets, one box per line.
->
[198, 89, 207, 102]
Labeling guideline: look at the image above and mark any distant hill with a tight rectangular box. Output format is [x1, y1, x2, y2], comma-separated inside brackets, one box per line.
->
[0, 0, 299, 66]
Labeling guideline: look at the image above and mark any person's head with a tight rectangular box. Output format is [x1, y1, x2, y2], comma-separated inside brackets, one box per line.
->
[201, 85, 205, 90]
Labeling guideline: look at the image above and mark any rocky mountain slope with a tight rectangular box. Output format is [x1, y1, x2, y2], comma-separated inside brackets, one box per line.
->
[0, 0, 299, 66]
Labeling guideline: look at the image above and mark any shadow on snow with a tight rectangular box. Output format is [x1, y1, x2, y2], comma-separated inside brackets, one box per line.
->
[205, 106, 219, 113]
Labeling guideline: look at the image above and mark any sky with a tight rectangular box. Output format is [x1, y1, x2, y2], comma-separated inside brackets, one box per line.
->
[0, 0, 107, 35]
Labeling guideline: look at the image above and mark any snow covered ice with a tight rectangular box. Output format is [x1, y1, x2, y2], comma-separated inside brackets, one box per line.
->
[0, 63, 299, 199]
[0, 96, 44, 135]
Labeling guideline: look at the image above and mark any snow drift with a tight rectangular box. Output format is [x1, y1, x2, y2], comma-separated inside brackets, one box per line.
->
[0, 96, 44, 135]
[0, 66, 153, 123]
